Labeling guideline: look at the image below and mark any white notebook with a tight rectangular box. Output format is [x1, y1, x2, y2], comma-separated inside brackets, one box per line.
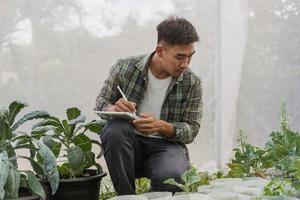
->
[95, 111, 139, 121]
[95, 111, 162, 139]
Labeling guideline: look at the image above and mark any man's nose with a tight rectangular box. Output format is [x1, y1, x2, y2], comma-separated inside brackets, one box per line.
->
[180, 58, 190, 68]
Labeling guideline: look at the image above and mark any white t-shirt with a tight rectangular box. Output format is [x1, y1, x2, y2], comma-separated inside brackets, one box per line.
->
[135, 68, 171, 138]
[138, 68, 171, 119]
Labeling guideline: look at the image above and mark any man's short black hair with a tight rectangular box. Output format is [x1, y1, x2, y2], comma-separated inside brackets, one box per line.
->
[156, 16, 199, 45]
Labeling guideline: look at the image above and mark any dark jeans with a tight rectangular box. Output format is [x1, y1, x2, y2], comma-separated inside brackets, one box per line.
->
[100, 119, 189, 195]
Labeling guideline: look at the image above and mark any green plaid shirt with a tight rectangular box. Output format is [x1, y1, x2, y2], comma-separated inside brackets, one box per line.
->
[95, 53, 203, 144]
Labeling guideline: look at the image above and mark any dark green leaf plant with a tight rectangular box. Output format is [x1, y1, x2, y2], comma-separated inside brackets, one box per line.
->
[262, 104, 300, 197]
[164, 166, 209, 192]
[31, 107, 105, 179]
[264, 104, 300, 178]
[0, 101, 59, 200]
[227, 130, 271, 178]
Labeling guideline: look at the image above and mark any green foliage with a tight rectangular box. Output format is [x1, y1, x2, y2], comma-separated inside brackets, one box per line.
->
[263, 178, 297, 197]
[37, 140, 59, 194]
[32, 107, 105, 179]
[264, 105, 300, 179]
[227, 131, 270, 178]
[135, 177, 151, 194]
[98, 178, 150, 199]
[99, 183, 117, 200]
[0, 101, 59, 200]
[164, 166, 209, 192]
[227, 104, 300, 198]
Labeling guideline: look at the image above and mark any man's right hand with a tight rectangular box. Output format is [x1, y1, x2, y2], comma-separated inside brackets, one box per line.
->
[105, 98, 136, 113]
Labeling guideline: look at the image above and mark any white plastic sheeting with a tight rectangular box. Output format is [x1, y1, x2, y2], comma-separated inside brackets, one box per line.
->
[215, 0, 248, 168]
[1, 0, 300, 171]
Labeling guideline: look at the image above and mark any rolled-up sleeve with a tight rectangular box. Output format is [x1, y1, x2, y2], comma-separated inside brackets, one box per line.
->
[94, 60, 121, 111]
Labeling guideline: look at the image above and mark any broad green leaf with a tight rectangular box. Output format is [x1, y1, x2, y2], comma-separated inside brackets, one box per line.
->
[12, 134, 31, 143]
[0, 151, 9, 200]
[67, 146, 85, 170]
[73, 134, 92, 152]
[12, 111, 50, 131]
[58, 163, 72, 178]
[32, 126, 55, 135]
[8, 101, 28, 126]
[19, 156, 44, 175]
[90, 139, 103, 159]
[66, 107, 81, 121]
[4, 165, 20, 199]
[163, 178, 185, 191]
[0, 118, 11, 143]
[31, 129, 47, 140]
[19, 174, 27, 189]
[5, 144, 17, 167]
[181, 166, 198, 184]
[68, 115, 86, 125]
[14, 143, 36, 150]
[72, 164, 85, 177]
[84, 151, 95, 168]
[37, 139, 59, 194]
[32, 116, 61, 130]
[23, 171, 45, 200]
[62, 120, 72, 139]
[79, 120, 105, 134]
[185, 175, 201, 187]
[42, 136, 61, 158]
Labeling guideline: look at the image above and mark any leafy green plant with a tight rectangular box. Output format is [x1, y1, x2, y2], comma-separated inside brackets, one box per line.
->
[255, 104, 300, 198]
[31, 107, 105, 179]
[164, 166, 209, 192]
[263, 178, 298, 197]
[136, 177, 151, 194]
[99, 183, 117, 200]
[264, 104, 300, 178]
[0, 101, 59, 200]
[227, 130, 270, 178]
[227, 104, 300, 198]
[98, 178, 150, 199]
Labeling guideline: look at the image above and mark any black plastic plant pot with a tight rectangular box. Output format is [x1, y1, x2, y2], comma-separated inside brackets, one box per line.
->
[7, 187, 41, 200]
[40, 170, 107, 200]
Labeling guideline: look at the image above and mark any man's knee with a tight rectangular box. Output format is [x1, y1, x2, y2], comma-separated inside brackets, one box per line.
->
[149, 144, 189, 192]
[151, 167, 185, 192]
[100, 119, 134, 144]
[151, 158, 188, 192]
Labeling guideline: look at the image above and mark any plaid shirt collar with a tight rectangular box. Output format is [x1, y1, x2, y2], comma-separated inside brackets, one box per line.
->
[136, 51, 184, 84]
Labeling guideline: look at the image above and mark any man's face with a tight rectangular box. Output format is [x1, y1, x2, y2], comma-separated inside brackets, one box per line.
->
[159, 42, 195, 78]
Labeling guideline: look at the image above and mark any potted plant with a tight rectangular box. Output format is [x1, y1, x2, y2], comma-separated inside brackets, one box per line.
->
[0, 101, 59, 200]
[32, 107, 107, 200]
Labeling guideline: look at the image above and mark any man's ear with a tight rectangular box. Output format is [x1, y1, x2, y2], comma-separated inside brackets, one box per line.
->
[156, 44, 163, 58]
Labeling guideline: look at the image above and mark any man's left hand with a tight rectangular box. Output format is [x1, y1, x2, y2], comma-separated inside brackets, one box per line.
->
[132, 113, 175, 138]
[132, 113, 162, 135]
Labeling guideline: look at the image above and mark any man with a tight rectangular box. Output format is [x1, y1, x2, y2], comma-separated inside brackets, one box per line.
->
[95, 16, 203, 195]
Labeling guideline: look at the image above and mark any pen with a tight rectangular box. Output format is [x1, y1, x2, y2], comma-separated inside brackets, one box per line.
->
[117, 85, 128, 101]
[117, 86, 137, 117]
